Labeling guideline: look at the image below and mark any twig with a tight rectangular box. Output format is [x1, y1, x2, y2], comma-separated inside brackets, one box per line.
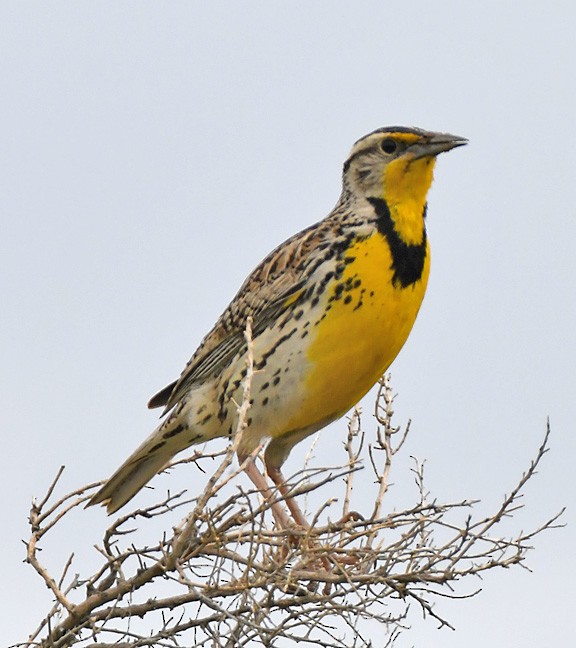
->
[17, 376, 563, 648]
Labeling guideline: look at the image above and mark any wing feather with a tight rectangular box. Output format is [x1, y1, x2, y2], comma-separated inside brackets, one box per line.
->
[148, 221, 331, 413]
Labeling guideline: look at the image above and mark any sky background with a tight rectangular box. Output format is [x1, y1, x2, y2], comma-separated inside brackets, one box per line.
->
[2, 2, 574, 645]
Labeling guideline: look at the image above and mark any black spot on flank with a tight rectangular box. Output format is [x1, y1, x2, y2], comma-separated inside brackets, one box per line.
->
[273, 376, 280, 386]
[328, 287, 344, 304]
[310, 296, 320, 308]
[368, 197, 427, 288]
[218, 380, 228, 407]
[314, 311, 328, 326]
[254, 327, 298, 370]
[149, 441, 165, 453]
[344, 295, 352, 305]
[301, 330, 309, 339]
[200, 414, 213, 425]
[353, 300, 364, 311]
[344, 256, 355, 265]
[318, 270, 334, 290]
[353, 279, 362, 288]
[294, 309, 304, 320]
[197, 405, 207, 415]
[277, 313, 293, 330]
[163, 424, 185, 439]
[273, 367, 282, 376]
[261, 382, 270, 390]
[262, 397, 269, 406]
[247, 417, 253, 426]
[370, 290, 375, 297]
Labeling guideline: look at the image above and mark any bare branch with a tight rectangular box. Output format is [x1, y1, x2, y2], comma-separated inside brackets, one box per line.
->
[17, 376, 563, 648]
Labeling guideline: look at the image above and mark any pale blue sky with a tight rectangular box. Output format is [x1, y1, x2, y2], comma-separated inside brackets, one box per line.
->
[2, 2, 574, 645]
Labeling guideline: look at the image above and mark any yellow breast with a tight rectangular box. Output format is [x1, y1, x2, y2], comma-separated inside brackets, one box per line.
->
[283, 231, 430, 432]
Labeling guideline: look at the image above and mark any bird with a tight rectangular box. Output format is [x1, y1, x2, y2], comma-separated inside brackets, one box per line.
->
[88, 126, 466, 524]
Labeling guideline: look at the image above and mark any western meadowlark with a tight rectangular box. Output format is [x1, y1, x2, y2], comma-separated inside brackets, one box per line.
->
[88, 126, 466, 525]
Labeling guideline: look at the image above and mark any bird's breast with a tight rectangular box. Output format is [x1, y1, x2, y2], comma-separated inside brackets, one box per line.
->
[282, 230, 430, 432]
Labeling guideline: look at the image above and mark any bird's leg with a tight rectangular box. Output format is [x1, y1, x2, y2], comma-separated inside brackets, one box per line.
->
[267, 464, 346, 575]
[245, 455, 350, 574]
[240, 455, 293, 530]
[266, 465, 310, 529]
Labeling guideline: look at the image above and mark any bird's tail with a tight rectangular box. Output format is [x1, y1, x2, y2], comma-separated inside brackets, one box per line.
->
[87, 420, 189, 515]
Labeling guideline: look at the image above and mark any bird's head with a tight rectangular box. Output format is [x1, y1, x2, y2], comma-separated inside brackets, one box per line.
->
[342, 126, 467, 208]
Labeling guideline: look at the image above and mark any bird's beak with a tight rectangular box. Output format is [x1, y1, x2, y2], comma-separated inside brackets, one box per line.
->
[411, 132, 468, 159]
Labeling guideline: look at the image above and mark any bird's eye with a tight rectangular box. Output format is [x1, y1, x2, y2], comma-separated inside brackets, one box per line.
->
[380, 138, 398, 155]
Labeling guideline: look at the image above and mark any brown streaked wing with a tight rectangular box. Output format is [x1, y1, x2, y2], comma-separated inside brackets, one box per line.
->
[148, 221, 329, 414]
